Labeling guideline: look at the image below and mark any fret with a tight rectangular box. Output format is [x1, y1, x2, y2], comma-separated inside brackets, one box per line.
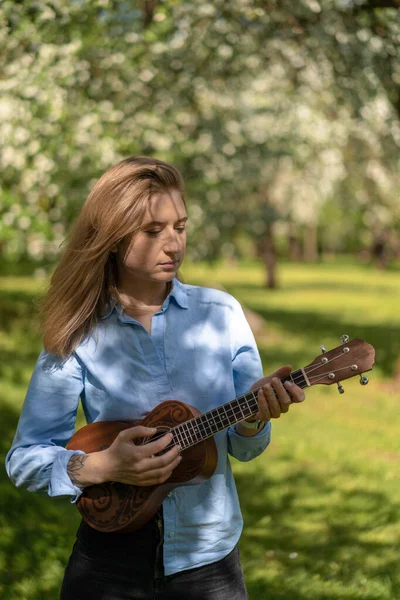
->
[188, 420, 202, 443]
[180, 421, 191, 446]
[249, 390, 259, 409]
[281, 368, 307, 389]
[173, 428, 185, 448]
[240, 394, 256, 418]
[222, 403, 235, 422]
[179, 422, 191, 449]
[196, 417, 209, 439]
[229, 398, 244, 421]
[212, 409, 226, 430]
[223, 404, 234, 426]
[182, 421, 196, 447]
[199, 413, 213, 437]
[207, 413, 219, 434]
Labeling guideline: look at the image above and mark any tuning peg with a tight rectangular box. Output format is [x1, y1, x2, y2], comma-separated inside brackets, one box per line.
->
[340, 335, 350, 344]
[359, 375, 369, 385]
[320, 345, 327, 353]
[337, 382, 344, 394]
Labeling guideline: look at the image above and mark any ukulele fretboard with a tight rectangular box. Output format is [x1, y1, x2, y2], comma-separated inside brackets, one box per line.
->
[171, 368, 309, 450]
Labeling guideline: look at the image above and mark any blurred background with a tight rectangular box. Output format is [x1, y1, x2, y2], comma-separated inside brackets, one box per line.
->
[1, 1, 400, 598]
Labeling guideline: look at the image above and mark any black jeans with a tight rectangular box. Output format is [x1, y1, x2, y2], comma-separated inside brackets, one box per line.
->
[60, 517, 248, 600]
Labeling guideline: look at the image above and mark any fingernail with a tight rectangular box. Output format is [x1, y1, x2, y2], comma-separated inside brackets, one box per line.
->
[284, 381, 293, 388]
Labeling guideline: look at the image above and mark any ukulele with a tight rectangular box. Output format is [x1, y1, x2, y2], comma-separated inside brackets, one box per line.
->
[67, 336, 375, 533]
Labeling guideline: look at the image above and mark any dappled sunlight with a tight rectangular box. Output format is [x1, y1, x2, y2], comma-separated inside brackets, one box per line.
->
[1, 264, 400, 598]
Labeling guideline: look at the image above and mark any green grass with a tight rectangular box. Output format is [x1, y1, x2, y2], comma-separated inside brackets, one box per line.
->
[1, 261, 400, 599]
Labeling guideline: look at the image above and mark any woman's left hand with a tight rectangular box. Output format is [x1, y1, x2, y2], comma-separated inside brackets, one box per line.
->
[249, 365, 306, 422]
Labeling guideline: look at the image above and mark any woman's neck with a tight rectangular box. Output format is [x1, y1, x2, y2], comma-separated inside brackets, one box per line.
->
[117, 280, 172, 313]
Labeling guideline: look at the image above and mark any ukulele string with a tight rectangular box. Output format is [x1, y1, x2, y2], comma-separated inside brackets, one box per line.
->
[303, 352, 350, 378]
[305, 364, 353, 383]
[142, 353, 353, 453]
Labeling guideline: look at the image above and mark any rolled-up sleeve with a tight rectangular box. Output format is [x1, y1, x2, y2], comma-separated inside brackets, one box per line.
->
[226, 298, 271, 461]
[5, 349, 85, 502]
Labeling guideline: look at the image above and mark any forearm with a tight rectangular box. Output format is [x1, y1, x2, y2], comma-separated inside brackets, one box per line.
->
[67, 451, 111, 489]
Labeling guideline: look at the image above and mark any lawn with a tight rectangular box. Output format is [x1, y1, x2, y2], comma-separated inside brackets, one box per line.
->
[1, 260, 399, 599]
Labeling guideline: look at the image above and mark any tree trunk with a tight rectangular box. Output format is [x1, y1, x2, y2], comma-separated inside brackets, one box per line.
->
[288, 222, 302, 262]
[303, 223, 318, 262]
[371, 232, 388, 269]
[258, 223, 278, 289]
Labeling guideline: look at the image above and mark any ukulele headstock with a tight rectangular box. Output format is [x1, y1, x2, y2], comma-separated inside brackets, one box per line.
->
[304, 336, 375, 391]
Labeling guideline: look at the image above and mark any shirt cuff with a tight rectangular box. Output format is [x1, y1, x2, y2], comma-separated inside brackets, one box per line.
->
[49, 449, 86, 503]
[228, 421, 271, 462]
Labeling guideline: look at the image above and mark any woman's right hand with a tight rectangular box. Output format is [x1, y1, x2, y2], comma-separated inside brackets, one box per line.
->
[67, 426, 182, 489]
[102, 426, 182, 486]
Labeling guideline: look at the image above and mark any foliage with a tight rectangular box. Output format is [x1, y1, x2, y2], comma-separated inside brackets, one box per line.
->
[1, 0, 400, 267]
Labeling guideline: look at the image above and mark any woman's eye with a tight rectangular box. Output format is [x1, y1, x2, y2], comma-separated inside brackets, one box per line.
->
[146, 226, 185, 236]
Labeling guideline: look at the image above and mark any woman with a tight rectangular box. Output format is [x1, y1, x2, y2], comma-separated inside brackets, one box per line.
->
[6, 156, 305, 599]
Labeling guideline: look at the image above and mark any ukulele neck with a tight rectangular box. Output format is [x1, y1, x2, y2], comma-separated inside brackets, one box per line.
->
[171, 368, 309, 450]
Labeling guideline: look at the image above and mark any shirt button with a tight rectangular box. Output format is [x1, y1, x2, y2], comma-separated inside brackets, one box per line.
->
[169, 532, 175, 538]
[167, 492, 173, 497]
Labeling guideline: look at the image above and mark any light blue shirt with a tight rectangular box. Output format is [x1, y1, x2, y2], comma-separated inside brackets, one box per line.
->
[6, 279, 271, 575]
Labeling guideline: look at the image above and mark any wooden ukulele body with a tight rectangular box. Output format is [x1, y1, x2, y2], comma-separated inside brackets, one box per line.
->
[67, 400, 218, 533]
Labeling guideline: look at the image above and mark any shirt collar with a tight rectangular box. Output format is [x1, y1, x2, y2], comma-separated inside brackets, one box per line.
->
[168, 277, 188, 310]
[101, 277, 188, 321]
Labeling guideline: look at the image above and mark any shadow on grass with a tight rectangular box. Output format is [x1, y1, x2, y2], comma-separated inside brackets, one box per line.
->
[236, 463, 400, 600]
[0, 402, 80, 600]
[225, 280, 396, 294]
[1, 278, 399, 598]
[223, 284, 399, 378]
[0, 288, 43, 386]
[0, 286, 80, 599]
[255, 306, 399, 378]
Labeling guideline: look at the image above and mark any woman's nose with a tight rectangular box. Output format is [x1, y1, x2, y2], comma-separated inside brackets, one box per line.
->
[164, 229, 181, 252]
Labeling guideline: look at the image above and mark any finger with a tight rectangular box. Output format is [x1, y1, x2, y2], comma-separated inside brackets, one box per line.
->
[263, 383, 281, 418]
[284, 381, 306, 403]
[137, 454, 183, 485]
[141, 432, 177, 458]
[117, 428, 176, 460]
[117, 425, 158, 443]
[140, 444, 182, 473]
[271, 377, 291, 413]
[251, 365, 293, 391]
[270, 365, 293, 380]
[257, 388, 271, 421]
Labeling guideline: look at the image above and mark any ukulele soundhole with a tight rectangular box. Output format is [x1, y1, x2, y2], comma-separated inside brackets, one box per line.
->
[137, 426, 173, 456]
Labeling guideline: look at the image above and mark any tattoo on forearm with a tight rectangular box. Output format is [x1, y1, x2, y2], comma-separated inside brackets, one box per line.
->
[67, 454, 89, 488]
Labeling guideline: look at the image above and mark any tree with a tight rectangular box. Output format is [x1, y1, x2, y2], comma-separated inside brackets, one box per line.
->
[1, 0, 399, 284]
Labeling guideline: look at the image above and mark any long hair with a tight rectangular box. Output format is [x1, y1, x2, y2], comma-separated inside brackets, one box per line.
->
[42, 156, 185, 358]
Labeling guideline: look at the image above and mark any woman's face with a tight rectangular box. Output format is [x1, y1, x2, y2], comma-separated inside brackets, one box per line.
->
[118, 189, 187, 285]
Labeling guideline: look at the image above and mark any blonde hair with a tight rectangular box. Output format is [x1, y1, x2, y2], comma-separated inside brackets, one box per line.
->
[42, 156, 185, 358]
